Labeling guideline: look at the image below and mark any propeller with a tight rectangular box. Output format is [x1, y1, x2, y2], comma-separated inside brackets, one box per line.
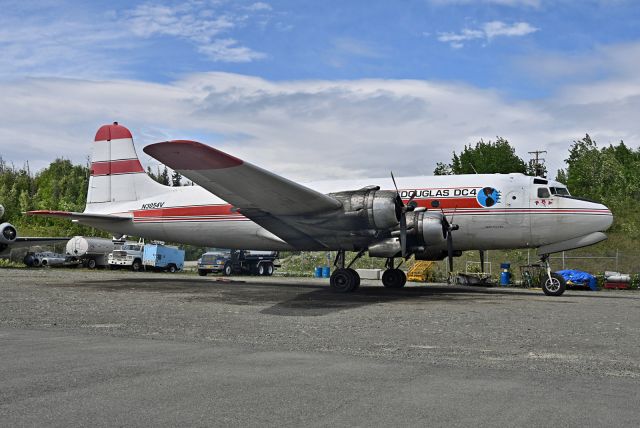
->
[441, 207, 459, 273]
[391, 172, 417, 258]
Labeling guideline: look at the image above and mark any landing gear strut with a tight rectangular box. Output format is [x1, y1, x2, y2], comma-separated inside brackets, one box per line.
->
[540, 254, 566, 296]
[381, 258, 407, 289]
[329, 250, 362, 293]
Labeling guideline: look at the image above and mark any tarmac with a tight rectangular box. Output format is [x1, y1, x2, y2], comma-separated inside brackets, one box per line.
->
[1, 268, 639, 426]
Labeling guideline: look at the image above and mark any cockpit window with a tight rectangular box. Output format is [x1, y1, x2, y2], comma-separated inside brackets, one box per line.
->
[537, 187, 551, 198]
[550, 186, 570, 196]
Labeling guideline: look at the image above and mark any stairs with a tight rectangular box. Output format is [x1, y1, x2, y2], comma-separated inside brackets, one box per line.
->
[407, 260, 435, 282]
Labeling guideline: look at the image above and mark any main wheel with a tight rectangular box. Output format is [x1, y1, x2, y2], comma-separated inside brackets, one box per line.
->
[542, 272, 566, 296]
[87, 258, 97, 269]
[223, 264, 232, 276]
[198, 269, 207, 276]
[330, 268, 358, 293]
[265, 263, 274, 276]
[257, 263, 265, 275]
[382, 269, 407, 289]
[346, 268, 360, 290]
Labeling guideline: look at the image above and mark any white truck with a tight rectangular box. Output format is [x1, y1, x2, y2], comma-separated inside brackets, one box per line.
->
[66, 236, 115, 269]
[108, 241, 144, 271]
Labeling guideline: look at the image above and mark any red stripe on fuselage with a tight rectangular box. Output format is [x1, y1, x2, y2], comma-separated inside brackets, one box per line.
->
[134, 204, 238, 218]
[411, 197, 481, 209]
[91, 159, 144, 176]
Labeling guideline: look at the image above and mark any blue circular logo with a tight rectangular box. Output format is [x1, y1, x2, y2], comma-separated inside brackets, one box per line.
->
[477, 187, 500, 207]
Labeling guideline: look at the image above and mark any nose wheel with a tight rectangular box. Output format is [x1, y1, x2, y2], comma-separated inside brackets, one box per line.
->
[540, 254, 566, 296]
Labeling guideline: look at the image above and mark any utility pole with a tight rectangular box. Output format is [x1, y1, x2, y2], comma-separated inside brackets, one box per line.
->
[528, 150, 547, 178]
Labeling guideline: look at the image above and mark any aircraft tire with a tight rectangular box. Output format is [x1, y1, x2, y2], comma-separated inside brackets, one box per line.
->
[347, 268, 360, 290]
[542, 272, 566, 296]
[330, 268, 358, 293]
[382, 269, 406, 289]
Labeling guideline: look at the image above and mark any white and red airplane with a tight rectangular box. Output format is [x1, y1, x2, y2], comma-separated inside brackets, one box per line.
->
[29, 123, 613, 296]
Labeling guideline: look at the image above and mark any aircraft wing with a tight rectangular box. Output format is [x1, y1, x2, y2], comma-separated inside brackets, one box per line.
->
[143, 141, 343, 216]
[144, 140, 344, 248]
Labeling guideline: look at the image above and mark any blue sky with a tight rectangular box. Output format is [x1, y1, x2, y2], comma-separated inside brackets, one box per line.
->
[1, 0, 640, 180]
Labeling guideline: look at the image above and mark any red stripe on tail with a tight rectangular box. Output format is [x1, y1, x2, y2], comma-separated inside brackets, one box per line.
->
[91, 159, 144, 176]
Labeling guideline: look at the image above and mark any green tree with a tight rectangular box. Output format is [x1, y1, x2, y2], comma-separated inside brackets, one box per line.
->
[435, 137, 527, 175]
[171, 170, 182, 186]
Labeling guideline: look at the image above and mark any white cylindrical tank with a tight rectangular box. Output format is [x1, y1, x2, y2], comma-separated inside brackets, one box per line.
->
[66, 236, 115, 257]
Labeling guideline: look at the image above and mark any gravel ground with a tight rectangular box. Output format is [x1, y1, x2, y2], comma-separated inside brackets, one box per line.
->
[1, 268, 639, 426]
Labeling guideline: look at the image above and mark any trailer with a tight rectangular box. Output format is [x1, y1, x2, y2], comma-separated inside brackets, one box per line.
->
[198, 249, 279, 276]
[142, 243, 185, 272]
[65, 236, 115, 269]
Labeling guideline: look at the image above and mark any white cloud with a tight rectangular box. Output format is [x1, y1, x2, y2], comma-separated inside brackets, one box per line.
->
[0, 1, 267, 77]
[2, 47, 640, 183]
[126, 2, 265, 63]
[437, 21, 538, 48]
[246, 2, 272, 12]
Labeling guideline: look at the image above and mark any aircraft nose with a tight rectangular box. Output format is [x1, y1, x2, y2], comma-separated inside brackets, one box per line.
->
[597, 203, 614, 231]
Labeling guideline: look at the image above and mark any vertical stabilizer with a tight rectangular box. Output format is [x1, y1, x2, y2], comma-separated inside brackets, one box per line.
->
[87, 122, 167, 208]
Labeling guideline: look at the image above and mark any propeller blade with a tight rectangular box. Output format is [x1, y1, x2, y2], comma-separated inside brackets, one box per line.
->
[447, 231, 454, 272]
[400, 214, 407, 257]
[390, 171, 400, 197]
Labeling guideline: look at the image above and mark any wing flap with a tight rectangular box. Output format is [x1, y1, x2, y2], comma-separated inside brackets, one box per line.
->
[143, 141, 343, 216]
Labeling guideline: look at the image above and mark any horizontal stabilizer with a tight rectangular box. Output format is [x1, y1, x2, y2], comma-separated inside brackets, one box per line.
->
[27, 210, 132, 222]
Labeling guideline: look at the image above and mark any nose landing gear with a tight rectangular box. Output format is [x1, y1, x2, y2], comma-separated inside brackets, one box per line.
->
[540, 254, 566, 296]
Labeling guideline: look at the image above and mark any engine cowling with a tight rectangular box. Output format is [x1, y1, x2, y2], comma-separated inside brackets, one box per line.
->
[329, 188, 402, 231]
[0, 222, 17, 245]
[406, 211, 447, 247]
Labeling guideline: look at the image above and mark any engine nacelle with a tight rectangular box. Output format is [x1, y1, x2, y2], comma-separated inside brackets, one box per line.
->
[330, 188, 402, 231]
[0, 222, 17, 245]
[405, 212, 447, 247]
[368, 237, 402, 258]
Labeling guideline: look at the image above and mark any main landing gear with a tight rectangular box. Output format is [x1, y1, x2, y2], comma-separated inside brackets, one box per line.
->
[381, 257, 406, 289]
[329, 250, 361, 293]
[540, 254, 566, 296]
[329, 250, 407, 293]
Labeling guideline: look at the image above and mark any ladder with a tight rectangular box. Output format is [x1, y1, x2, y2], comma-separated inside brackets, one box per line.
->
[407, 260, 435, 282]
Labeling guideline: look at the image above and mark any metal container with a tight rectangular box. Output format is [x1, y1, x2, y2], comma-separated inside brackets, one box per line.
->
[66, 236, 115, 257]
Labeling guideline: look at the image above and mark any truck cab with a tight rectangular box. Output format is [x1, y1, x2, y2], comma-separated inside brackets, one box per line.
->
[108, 242, 144, 271]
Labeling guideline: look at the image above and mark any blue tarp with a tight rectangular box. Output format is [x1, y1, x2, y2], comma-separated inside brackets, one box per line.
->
[556, 269, 598, 291]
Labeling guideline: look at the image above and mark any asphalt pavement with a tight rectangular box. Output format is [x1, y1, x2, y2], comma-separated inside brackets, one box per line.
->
[1, 268, 638, 426]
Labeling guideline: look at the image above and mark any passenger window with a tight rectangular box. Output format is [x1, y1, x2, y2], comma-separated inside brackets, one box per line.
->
[538, 187, 551, 198]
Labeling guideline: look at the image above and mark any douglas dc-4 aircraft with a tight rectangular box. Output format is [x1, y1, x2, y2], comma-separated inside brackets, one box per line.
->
[29, 123, 613, 296]
[0, 204, 68, 257]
